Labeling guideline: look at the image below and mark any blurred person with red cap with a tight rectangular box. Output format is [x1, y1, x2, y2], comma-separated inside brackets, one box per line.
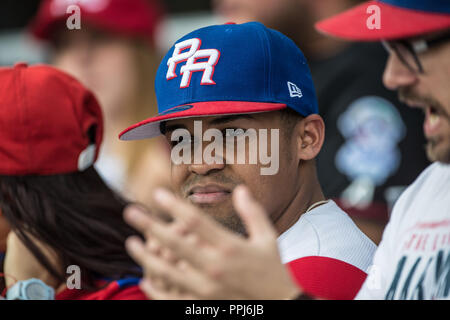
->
[0, 63, 147, 300]
[123, 0, 450, 300]
[29, 0, 171, 208]
[213, 0, 431, 245]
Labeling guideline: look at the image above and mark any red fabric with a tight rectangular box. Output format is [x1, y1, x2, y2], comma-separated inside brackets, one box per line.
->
[0, 63, 103, 175]
[56, 281, 147, 300]
[333, 199, 389, 222]
[30, 0, 164, 44]
[315, 0, 450, 41]
[286, 256, 367, 300]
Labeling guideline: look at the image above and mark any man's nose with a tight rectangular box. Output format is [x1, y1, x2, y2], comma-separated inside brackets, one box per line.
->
[189, 160, 225, 175]
[383, 52, 418, 91]
[188, 143, 226, 175]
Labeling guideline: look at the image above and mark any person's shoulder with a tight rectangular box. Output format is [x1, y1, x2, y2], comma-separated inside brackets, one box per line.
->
[409, 162, 449, 185]
[301, 201, 377, 272]
[392, 162, 448, 210]
[302, 200, 371, 242]
[388, 162, 450, 226]
[286, 254, 369, 300]
[284, 201, 377, 299]
[280, 201, 376, 273]
[277, 210, 322, 263]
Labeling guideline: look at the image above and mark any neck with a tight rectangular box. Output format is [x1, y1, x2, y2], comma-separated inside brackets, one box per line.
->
[272, 162, 325, 236]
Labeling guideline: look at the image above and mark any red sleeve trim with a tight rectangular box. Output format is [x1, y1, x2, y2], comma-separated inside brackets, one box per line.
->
[106, 284, 148, 300]
[56, 281, 148, 300]
[286, 256, 367, 300]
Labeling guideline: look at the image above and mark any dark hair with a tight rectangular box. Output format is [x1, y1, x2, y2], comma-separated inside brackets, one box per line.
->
[279, 108, 304, 134]
[0, 167, 142, 290]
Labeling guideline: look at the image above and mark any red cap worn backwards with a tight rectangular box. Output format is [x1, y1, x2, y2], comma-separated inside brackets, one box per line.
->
[0, 63, 103, 175]
[315, 0, 450, 41]
[30, 0, 164, 44]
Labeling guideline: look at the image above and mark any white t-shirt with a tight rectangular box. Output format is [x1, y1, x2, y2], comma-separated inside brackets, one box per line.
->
[356, 162, 450, 299]
[277, 200, 377, 299]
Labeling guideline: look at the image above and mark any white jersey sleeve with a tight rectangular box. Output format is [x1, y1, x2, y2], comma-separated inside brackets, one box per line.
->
[278, 200, 377, 299]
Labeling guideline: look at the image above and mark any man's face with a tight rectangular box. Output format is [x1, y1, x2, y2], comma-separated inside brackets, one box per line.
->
[383, 36, 450, 163]
[163, 111, 299, 235]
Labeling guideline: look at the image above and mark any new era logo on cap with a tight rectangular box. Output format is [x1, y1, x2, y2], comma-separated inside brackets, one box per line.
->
[287, 81, 303, 98]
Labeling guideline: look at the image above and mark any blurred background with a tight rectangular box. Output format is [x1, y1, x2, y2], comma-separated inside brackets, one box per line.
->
[0, 0, 429, 245]
[0, 0, 218, 65]
[0, 0, 222, 213]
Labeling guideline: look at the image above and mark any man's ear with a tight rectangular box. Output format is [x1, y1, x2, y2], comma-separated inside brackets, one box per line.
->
[295, 114, 325, 161]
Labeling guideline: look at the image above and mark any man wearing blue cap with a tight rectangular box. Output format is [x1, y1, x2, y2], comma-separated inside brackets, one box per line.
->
[122, 1, 449, 300]
[121, 22, 376, 300]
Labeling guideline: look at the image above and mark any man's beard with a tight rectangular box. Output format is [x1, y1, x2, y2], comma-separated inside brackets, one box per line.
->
[398, 87, 450, 164]
[212, 211, 248, 237]
[425, 139, 450, 164]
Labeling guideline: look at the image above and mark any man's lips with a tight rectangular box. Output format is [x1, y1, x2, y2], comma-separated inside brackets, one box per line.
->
[400, 98, 446, 138]
[187, 184, 232, 204]
[424, 106, 443, 137]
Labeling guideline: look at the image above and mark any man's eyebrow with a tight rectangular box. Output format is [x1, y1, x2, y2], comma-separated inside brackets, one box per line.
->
[162, 122, 187, 135]
[161, 114, 256, 134]
[209, 114, 256, 125]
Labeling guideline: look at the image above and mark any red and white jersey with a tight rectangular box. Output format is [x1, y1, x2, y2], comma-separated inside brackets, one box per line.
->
[356, 162, 450, 300]
[278, 200, 377, 299]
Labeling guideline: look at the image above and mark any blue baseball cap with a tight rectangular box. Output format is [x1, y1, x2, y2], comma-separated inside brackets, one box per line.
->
[119, 22, 318, 140]
[316, 0, 450, 41]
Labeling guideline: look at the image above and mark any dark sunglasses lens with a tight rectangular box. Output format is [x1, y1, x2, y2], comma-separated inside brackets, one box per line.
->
[387, 41, 421, 73]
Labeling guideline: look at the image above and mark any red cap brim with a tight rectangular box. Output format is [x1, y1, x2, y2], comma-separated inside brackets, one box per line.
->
[315, 1, 450, 41]
[119, 101, 286, 140]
